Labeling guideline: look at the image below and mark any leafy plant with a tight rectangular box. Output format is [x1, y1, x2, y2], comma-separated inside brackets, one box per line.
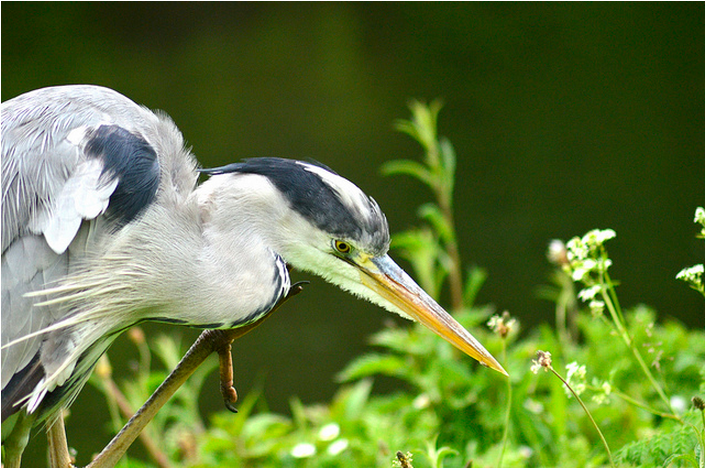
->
[84, 103, 704, 468]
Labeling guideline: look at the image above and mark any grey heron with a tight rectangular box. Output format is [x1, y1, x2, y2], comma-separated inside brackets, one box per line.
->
[1, 85, 506, 467]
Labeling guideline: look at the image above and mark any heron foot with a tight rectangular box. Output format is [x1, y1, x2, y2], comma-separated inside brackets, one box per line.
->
[217, 342, 238, 413]
[214, 280, 308, 413]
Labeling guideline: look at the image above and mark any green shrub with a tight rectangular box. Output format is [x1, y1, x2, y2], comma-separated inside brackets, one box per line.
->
[90, 102, 705, 468]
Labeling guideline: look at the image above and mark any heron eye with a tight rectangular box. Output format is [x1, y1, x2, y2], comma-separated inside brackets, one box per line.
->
[333, 240, 352, 255]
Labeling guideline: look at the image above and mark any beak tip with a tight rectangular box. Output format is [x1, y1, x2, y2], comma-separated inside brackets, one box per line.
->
[360, 255, 510, 377]
[481, 358, 509, 377]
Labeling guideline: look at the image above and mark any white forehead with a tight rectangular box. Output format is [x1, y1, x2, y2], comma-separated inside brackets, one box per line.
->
[298, 162, 371, 215]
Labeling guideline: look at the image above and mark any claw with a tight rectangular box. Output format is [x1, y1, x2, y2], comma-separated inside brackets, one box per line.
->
[224, 399, 239, 414]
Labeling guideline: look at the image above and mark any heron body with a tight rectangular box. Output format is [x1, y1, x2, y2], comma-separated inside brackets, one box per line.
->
[1, 86, 504, 443]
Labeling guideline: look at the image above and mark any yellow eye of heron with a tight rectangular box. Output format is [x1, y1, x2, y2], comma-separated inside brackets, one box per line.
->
[334, 240, 352, 254]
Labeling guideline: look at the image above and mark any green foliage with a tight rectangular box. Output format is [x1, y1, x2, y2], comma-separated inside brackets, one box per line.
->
[615, 412, 703, 468]
[382, 100, 464, 310]
[88, 102, 704, 468]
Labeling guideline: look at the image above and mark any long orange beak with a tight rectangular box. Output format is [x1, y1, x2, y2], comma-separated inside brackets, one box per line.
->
[357, 254, 507, 376]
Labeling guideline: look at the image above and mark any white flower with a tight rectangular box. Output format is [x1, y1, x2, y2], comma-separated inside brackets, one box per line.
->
[524, 398, 544, 414]
[518, 445, 534, 459]
[566, 362, 586, 381]
[671, 396, 687, 414]
[412, 393, 431, 409]
[571, 266, 589, 282]
[589, 300, 605, 317]
[487, 311, 517, 338]
[564, 229, 617, 285]
[291, 443, 316, 458]
[598, 229, 617, 243]
[582, 259, 598, 273]
[582, 229, 616, 247]
[601, 381, 612, 395]
[530, 361, 542, 374]
[592, 393, 608, 405]
[531, 351, 552, 374]
[677, 264, 704, 277]
[578, 285, 602, 302]
[547, 239, 568, 266]
[487, 315, 501, 330]
[676, 263, 704, 293]
[565, 362, 587, 397]
[600, 258, 613, 272]
[592, 380, 611, 405]
[566, 237, 588, 261]
[676, 264, 704, 283]
[318, 423, 340, 441]
[327, 439, 349, 456]
[694, 207, 705, 227]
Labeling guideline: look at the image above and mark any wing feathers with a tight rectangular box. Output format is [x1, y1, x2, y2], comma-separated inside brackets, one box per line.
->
[36, 158, 118, 254]
[1, 86, 165, 418]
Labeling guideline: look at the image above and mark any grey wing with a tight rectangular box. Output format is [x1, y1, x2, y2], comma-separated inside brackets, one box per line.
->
[1, 86, 161, 395]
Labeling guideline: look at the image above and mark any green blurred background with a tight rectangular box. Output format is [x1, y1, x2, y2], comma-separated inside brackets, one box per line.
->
[2, 2, 703, 465]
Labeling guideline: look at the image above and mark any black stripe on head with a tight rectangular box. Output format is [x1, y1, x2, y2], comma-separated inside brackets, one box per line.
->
[201, 158, 389, 253]
[85, 125, 161, 224]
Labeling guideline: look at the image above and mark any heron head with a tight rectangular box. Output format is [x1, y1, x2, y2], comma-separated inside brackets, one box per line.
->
[200, 158, 506, 375]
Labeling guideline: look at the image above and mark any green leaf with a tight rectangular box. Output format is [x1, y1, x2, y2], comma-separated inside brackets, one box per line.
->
[336, 353, 410, 382]
[439, 136, 456, 195]
[289, 396, 308, 430]
[219, 386, 263, 436]
[240, 413, 292, 456]
[394, 100, 441, 153]
[423, 434, 459, 468]
[381, 159, 435, 188]
[152, 333, 185, 370]
[393, 118, 420, 141]
[330, 378, 373, 422]
[463, 265, 488, 308]
[369, 326, 434, 357]
[391, 228, 447, 298]
[417, 203, 454, 244]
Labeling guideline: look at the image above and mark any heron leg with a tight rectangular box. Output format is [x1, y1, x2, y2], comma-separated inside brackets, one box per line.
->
[47, 410, 74, 468]
[85, 281, 307, 468]
[2, 410, 35, 468]
[216, 280, 309, 413]
[86, 329, 228, 468]
[217, 342, 238, 413]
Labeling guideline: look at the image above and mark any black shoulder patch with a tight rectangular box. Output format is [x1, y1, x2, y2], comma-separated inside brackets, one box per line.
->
[200, 157, 363, 239]
[85, 125, 161, 224]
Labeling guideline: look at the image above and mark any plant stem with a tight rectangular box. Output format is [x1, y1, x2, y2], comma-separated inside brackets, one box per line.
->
[599, 275, 678, 420]
[440, 202, 464, 310]
[96, 356, 173, 468]
[550, 367, 616, 468]
[497, 341, 511, 468]
[602, 387, 682, 422]
[428, 139, 463, 310]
